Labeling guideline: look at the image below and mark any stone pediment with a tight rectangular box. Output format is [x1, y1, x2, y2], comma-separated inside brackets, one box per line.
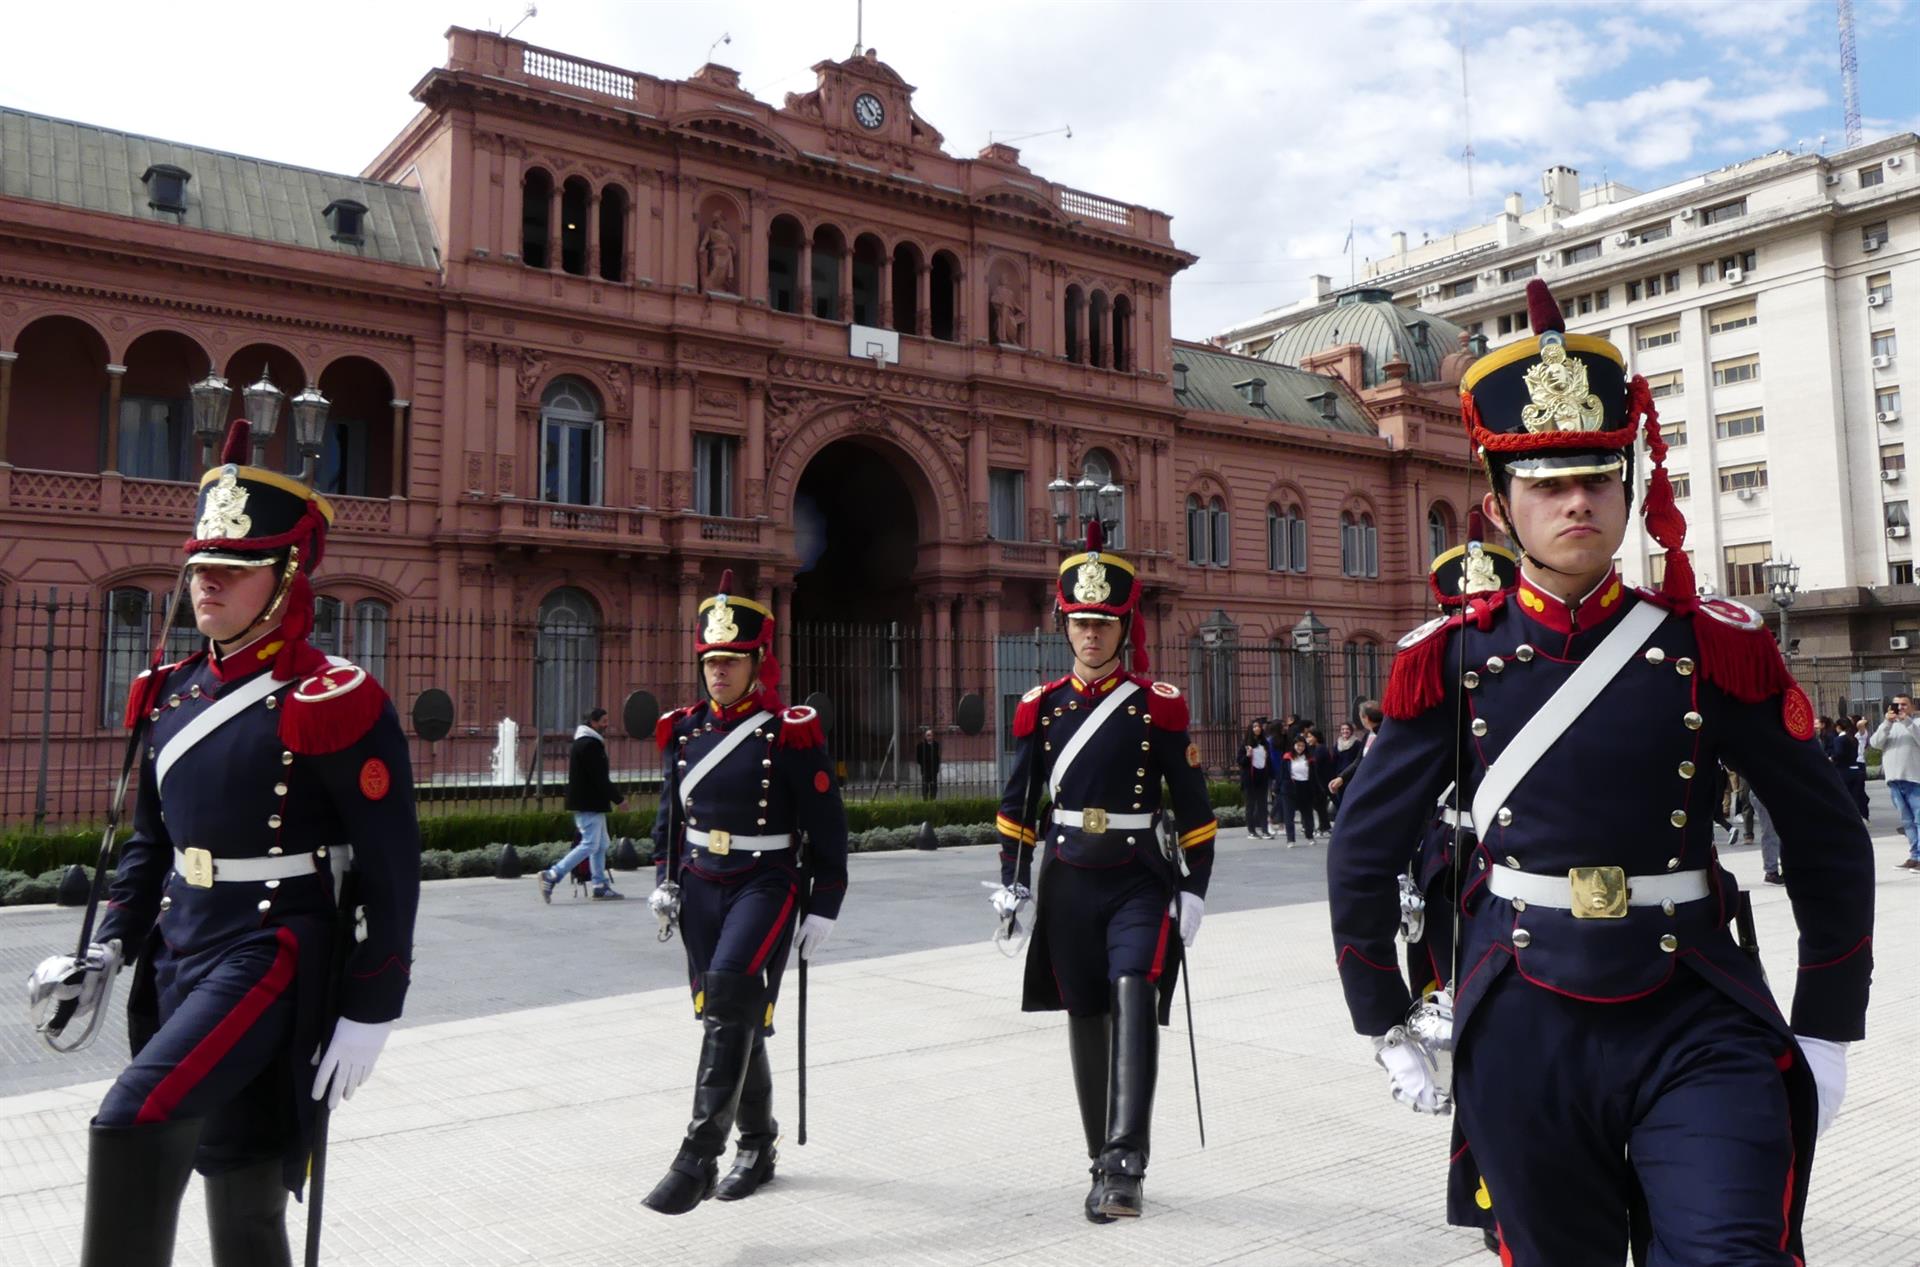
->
[667, 109, 803, 161]
[978, 184, 1063, 222]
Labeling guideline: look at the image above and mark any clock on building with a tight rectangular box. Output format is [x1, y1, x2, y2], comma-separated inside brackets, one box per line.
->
[853, 93, 885, 130]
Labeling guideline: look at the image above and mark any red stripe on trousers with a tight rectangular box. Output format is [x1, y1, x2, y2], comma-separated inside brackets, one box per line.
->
[1146, 910, 1172, 982]
[137, 926, 299, 1125]
[748, 886, 799, 974]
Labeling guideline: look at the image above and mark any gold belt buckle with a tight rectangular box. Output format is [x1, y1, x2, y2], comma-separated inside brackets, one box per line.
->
[1082, 808, 1109, 834]
[1569, 865, 1628, 919]
[182, 847, 215, 889]
[708, 830, 732, 856]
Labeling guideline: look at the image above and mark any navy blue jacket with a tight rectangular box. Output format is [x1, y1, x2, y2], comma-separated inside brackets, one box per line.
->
[1329, 573, 1874, 1045]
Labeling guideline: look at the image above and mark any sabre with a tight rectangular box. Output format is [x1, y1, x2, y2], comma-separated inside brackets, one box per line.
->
[305, 872, 358, 1267]
[797, 830, 810, 1146]
[1160, 816, 1206, 1146]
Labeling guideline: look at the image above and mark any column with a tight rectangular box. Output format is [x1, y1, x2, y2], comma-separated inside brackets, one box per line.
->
[773, 581, 793, 680]
[103, 363, 126, 473]
[837, 250, 853, 323]
[915, 262, 931, 337]
[586, 189, 602, 280]
[1028, 420, 1051, 547]
[877, 254, 893, 329]
[0, 350, 15, 463]
[389, 399, 409, 498]
[1072, 292, 1090, 364]
[980, 590, 1003, 702]
[677, 569, 702, 701]
[744, 380, 766, 516]
[669, 371, 695, 510]
[495, 351, 518, 495]
[624, 189, 639, 283]
[967, 422, 988, 540]
[798, 239, 814, 316]
[933, 594, 954, 728]
[547, 184, 562, 271]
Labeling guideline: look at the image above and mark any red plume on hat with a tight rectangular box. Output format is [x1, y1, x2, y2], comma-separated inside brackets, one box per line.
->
[218, 417, 251, 465]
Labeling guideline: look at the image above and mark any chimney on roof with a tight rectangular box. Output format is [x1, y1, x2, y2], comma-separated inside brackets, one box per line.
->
[1172, 362, 1190, 393]
[1541, 165, 1580, 216]
[1389, 231, 1408, 257]
[1233, 378, 1267, 409]
[1307, 274, 1332, 302]
[1504, 191, 1524, 217]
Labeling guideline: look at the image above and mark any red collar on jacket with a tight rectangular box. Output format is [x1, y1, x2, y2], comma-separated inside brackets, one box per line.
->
[1514, 568, 1626, 635]
[207, 625, 286, 684]
[1068, 664, 1128, 696]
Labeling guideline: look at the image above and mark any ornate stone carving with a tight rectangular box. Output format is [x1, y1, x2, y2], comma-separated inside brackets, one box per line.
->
[697, 387, 742, 416]
[464, 338, 494, 363]
[465, 452, 485, 491]
[601, 361, 629, 413]
[685, 343, 766, 371]
[697, 214, 739, 293]
[495, 455, 514, 493]
[514, 349, 547, 401]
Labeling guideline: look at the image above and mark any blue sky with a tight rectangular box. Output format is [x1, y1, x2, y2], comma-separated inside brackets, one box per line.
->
[5, 0, 1916, 339]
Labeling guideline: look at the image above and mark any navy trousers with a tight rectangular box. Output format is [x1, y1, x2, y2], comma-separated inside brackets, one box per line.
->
[1456, 968, 1797, 1267]
[97, 927, 302, 1174]
[1040, 859, 1174, 1017]
[679, 864, 801, 1031]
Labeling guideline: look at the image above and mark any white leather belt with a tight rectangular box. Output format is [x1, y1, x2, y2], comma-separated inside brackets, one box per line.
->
[1440, 807, 1474, 831]
[1489, 864, 1710, 909]
[173, 848, 320, 887]
[686, 828, 792, 856]
[1053, 808, 1153, 832]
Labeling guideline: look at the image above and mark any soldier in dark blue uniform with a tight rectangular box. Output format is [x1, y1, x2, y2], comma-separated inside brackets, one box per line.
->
[27, 418, 420, 1267]
[991, 522, 1217, 1222]
[1329, 280, 1874, 1266]
[642, 570, 847, 1214]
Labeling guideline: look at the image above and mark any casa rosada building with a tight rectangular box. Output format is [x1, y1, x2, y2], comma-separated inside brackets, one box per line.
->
[0, 27, 1476, 800]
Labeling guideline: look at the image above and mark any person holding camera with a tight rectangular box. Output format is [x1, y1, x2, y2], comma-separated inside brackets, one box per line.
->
[1871, 694, 1920, 870]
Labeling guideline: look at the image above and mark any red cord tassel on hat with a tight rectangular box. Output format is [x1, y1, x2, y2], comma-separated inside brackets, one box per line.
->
[1129, 610, 1151, 675]
[1631, 375, 1697, 605]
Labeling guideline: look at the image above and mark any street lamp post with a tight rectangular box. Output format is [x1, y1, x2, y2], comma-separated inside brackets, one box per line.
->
[1047, 468, 1123, 545]
[189, 371, 232, 468]
[1291, 609, 1331, 723]
[1764, 558, 1801, 659]
[241, 366, 286, 467]
[289, 386, 331, 486]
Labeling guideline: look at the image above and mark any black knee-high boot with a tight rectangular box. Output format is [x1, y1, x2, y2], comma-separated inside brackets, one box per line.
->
[642, 970, 761, 1215]
[1096, 975, 1158, 1218]
[1067, 1012, 1114, 1224]
[80, 1119, 200, 1267]
[715, 1035, 778, 1201]
[205, 1157, 291, 1267]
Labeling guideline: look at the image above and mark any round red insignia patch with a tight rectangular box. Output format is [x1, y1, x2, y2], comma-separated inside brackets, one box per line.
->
[1782, 685, 1815, 741]
[359, 758, 391, 801]
[813, 770, 831, 794]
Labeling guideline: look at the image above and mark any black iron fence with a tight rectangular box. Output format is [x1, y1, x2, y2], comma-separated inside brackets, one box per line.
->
[0, 591, 1429, 829]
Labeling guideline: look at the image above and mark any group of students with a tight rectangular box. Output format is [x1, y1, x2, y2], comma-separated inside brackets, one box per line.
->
[1235, 706, 1381, 843]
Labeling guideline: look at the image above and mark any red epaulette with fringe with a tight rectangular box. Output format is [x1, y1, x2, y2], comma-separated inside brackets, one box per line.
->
[776, 705, 825, 750]
[280, 662, 388, 755]
[123, 654, 201, 730]
[1381, 592, 1508, 721]
[1142, 679, 1190, 731]
[654, 706, 696, 751]
[1013, 677, 1067, 739]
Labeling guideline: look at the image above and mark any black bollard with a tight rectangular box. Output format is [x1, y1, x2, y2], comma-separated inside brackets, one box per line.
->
[914, 820, 939, 851]
[56, 863, 91, 906]
[495, 843, 523, 880]
[611, 836, 644, 871]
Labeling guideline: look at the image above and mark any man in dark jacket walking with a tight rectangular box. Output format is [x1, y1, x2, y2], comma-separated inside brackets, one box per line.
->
[540, 706, 625, 900]
[915, 727, 942, 801]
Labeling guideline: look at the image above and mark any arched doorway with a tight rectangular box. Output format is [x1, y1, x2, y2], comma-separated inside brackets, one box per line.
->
[790, 437, 927, 787]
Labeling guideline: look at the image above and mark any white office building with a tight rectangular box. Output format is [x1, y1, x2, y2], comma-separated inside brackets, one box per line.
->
[1220, 135, 1920, 660]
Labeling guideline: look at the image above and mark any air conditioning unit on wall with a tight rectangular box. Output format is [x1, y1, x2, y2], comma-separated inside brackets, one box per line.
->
[1869, 293, 1887, 307]
[1879, 410, 1903, 424]
[1889, 524, 1910, 538]
[1893, 635, 1913, 650]
[1874, 354, 1895, 369]
[1735, 487, 1757, 501]
[1884, 469, 1903, 482]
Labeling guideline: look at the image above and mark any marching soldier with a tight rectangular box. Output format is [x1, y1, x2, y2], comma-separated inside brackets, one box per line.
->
[1329, 280, 1874, 1265]
[990, 522, 1217, 1222]
[27, 418, 420, 1266]
[643, 570, 847, 1214]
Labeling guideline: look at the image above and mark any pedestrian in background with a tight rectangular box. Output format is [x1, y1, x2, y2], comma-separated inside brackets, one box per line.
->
[1754, 789, 1785, 885]
[915, 727, 942, 801]
[1836, 714, 1870, 819]
[540, 706, 624, 901]
[1282, 736, 1316, 844]
[1871, 694, 1920, 870]
[1239, 720, 1273, 839]
[1326, 721, 1363, 819]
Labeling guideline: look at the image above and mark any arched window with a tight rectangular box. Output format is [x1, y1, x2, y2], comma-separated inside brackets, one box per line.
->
[598, 184, 628, 282]
[812, 225, 846, 320]
[1186, 495, 1207, 565]
[539, 377, 603, 506]
[1064, 284, 1085, 364]
[100, 586, 196, 725]
[851, 233, 885, 327]
[1427, 503, 1454, 561]
[536, 587, 599, 733]
[1267, 503, 1307, 572]
[353, 599, 391, 683]
[1082, 449, 1125, 549]
[930, 250, 960, 341]
[891, 241, 923, 335]
[1089, 290, 1110, 368]
[520, 168, 552, 268]
[1340, 511, 1379, 578]
[310, 595, 344, 656]
[1210, 497, 1230, 567]
[768, 215, 804, 313]
[559, 177, 591, 276]
[1112, 294, 1134, 372]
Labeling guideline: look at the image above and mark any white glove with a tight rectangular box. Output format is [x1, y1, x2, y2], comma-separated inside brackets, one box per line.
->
[312, 1017, 392, 1109]
[647, 884, 680, 918]
[26, 940, 123, 1049]
[1175, 893, 1204, 948]
[795, 914, 835, 961]
[988, 883, 1030, 920]
[1797, 1035, 1849, 1138]
[1374, 1029, 1449, 1114]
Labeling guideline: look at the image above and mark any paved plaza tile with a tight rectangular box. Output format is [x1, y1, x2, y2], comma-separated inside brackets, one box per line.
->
[0, 831, 1913, 1265]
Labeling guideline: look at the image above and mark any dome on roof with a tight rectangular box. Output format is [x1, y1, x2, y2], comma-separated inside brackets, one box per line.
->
[1259, 288, 1469, 388]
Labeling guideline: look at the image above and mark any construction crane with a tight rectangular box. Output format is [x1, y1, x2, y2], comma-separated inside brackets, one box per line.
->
[1838, 0, 1862, 148]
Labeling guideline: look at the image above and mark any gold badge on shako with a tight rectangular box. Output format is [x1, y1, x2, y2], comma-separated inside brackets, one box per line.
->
[1521, 333, 1603, 435]
[1072, 558, 1112, 605]
[703, 599, 740, 644]
[196, 467, 253, 540]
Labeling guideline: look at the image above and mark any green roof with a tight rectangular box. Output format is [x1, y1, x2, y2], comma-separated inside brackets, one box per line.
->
[1259, 288, 1466, 387]
[1171, 341, 1373, 436]
[0, 107, 440, 271]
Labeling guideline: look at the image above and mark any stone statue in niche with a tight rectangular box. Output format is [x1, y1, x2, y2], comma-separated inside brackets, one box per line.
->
[698, 214, 738, 293]
[988, 281, 1026, 347]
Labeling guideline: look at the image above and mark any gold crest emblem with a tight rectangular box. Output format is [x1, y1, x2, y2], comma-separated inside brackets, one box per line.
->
[1520, 337, 1603, 434]
[1462, 543, 1500, 594]
[702, 600, 740, 645]
[195, 468, 253, 541]
[1072, 560, 1112, 604]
